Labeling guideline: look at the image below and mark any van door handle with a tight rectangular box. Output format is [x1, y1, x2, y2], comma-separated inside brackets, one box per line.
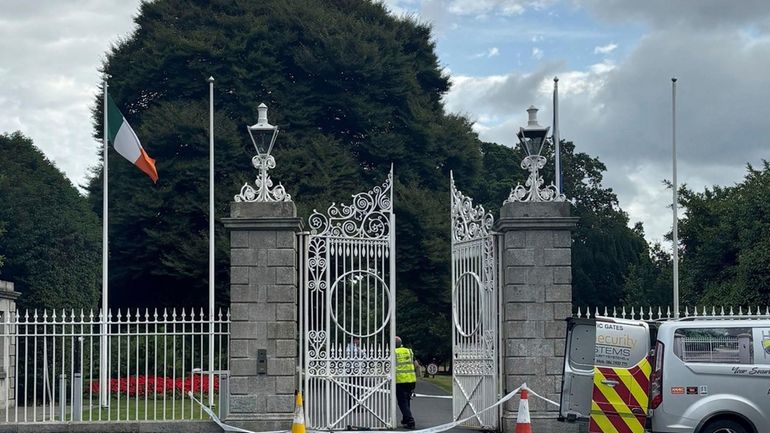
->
[601, 379, 619, 387]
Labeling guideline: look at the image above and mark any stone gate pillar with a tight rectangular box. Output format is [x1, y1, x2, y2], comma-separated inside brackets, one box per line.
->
[0, 280, 19, 410]
[222, 201, 303, 431]
[494, 201, 578, 433]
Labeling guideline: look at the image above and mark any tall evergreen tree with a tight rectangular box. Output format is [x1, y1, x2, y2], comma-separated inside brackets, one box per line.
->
[0, 132, 101, 309]
[87, 1, 481, 347]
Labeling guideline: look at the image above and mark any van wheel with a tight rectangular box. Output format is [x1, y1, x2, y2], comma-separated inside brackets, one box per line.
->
[701, 419, 749, 433]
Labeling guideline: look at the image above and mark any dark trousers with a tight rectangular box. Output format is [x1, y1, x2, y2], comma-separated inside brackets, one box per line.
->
[396, 382, 416, 426]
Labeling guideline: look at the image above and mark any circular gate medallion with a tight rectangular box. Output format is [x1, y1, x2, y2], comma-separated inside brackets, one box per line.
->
[329, 269, 392, 338]
[452, 271, 484, 337]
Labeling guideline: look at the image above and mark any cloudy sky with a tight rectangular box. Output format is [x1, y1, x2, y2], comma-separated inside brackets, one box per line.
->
[2, 1, 769, 244]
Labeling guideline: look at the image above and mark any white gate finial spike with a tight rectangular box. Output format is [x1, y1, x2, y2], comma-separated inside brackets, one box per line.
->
[587, 308, 591, 319]
[748, 306, 753, 315]
[666, 306, 671, 318]
[631, 306, 636, 319]
[604, 306, 608, 316]
[711, 306, 716, 316]
[612, 306, 617, 318]
[684, 306, 689, 317]
[657, 306, 662, 319]
[576, 306, 582, 318]
[595, 307, 600, 317]
[739, 306, 743, 315]
[729, 306, 734, 315]
[622, 306, 627, 318]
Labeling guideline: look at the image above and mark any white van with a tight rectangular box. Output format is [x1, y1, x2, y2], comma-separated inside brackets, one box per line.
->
[559, 316, 770, 433]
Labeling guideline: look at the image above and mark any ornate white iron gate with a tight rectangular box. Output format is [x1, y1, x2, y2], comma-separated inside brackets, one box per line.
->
[450, 174, 499, 430]
[301, 169, 396, 430]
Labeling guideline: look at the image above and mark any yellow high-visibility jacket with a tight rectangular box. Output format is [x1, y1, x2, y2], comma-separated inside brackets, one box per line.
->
[395, 347, 416, 384]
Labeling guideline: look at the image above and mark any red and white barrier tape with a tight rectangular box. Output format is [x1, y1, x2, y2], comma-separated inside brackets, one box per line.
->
[190, 382, 560, 433]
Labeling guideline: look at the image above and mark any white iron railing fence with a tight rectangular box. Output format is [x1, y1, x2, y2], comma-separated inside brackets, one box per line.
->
[0, 308, 229, 423]
[573, 305, 770, 320]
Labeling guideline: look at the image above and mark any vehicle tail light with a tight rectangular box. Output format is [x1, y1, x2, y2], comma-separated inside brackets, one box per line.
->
[650, 340, 664, 409]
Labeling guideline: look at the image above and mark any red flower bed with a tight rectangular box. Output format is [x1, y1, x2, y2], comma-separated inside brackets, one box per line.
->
[90, 375, 219, 396]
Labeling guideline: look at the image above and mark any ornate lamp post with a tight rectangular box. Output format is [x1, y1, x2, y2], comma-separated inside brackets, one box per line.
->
[505, 105, 565, 203]
[234, 103, 292, 202]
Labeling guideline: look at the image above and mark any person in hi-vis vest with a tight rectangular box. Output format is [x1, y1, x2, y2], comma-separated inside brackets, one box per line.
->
[394, 336, 417, 429]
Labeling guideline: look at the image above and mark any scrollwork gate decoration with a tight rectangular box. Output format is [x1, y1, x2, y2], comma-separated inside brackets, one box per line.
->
[450, 172, 499, 430]
[301, 167, 396, 430]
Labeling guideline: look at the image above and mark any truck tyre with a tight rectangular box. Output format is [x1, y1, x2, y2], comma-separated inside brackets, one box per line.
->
[700, 419, 749, 433]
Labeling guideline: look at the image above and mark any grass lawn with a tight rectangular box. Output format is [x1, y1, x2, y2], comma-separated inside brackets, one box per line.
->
[420, 374, 452, 393]
[79, 396, 217, 421]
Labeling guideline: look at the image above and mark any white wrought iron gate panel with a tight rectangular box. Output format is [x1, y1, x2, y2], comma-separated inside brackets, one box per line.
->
[303, 170, 396, 430]
[450, 174, 499, 430]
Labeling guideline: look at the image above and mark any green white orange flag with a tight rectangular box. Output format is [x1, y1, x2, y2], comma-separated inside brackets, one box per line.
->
[107, 95, 158, 182]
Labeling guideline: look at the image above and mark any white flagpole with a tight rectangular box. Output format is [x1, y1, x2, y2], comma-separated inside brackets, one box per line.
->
[100, 77, 109, 407]
[208, 76, 215, 407]
[672, 77, 679, 318]
[553, 76, 561, 193]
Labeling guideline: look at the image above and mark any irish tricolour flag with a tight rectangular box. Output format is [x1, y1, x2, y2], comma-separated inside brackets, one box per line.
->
[107, 95, 158, 182]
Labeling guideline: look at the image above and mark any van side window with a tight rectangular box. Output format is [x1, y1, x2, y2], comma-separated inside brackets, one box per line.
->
[673, 327, 753, 364]
[753, 328, 770, 365]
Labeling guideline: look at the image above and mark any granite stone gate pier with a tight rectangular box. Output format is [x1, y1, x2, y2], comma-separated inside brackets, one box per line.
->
[495, 201, 578, 433]
[222, 201, 303, 431]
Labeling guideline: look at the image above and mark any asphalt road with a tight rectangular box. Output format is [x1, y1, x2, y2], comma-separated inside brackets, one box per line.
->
[397, 380, 478, 433]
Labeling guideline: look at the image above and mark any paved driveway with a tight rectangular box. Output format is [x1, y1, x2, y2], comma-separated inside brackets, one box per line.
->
[399, 380, 479, 433]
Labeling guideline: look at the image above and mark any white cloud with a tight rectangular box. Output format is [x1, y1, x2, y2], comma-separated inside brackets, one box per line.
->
[532, 47, 543, 59]
[471, 47, 501, 59]
[0, 0, 142, 190]
[578, 0, 770, 30]
[445, 23, 770, 241]
[445, 0, 556, 17]
[594, 43, 618, 54]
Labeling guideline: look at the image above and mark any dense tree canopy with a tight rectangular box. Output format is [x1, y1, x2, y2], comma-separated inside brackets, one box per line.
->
[83, 0, 657, 361]
[87, 0, 481, 360]
[0, 132, 101, 310]
[677, 162, 770, 306]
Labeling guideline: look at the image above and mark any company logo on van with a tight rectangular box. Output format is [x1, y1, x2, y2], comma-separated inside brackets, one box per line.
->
[763, 336, 770, 355]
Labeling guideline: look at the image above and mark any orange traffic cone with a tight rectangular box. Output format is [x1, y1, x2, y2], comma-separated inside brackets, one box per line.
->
[292, 390, 306, 433]
[515, 386, 532, 433]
